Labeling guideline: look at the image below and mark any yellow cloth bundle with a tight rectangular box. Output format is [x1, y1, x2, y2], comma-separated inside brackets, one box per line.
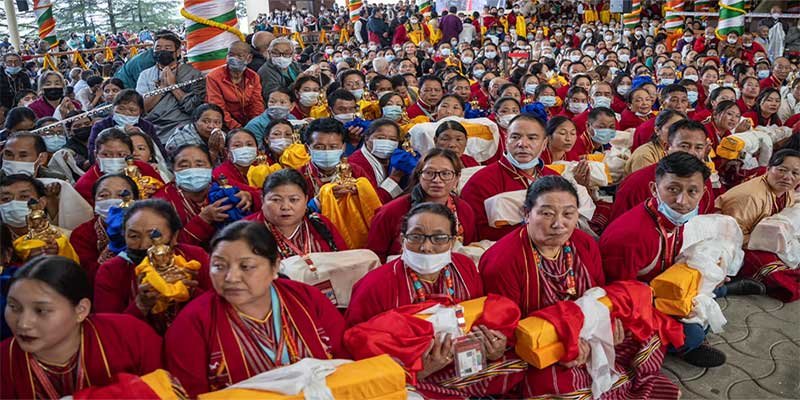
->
[650, 263, 701, 317]
[515, 16, 527, 37]
[408, 28, 424, 45]
[310, 104, 330, 119]
[359, 99, 381, 121]
[198, 355, 407, 400]
[134, 255, 202, 314]
[462, 122, 495, 142]
[279, 144, 311, 170]
[137, 176, 164, 199]
[13, 233, 80, 263]
[319, 178, 383, 249]
[515, 297, 612, 369]
[140, 369, 185, 400]
[716, 136, 745, 160]
[247, 163, 283, 190]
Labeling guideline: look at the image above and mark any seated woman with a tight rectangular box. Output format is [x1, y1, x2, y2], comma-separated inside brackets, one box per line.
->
[433, 120, 481, 167]
[154, 144, 253, 247]
[349, 203, 524, 397]
[433, 94, 465, 121]
[165, 221, 347, 397]
[481, 176, 680, 398]
[556, 86, 590, 120]
[212, 128, 261, 190]
[704, 100, 743, 150]
[93, 199, 211, 333]
[367, 149, 476, 262]
[74, 128, 163, 204]
[618, 87, 655, 131]
[626, 110, 685, 176]
[716, 149, 800, 302]
[87, 89, 163, 162]
[70, 174, 140, 286]
[378, 92, 408, 125]
[243, 88, 297, 145]
[610, 74, 632, 114]
[491, 96, 522, 144]
[531, 84, 561, 118]
[290, 75, 322, 120]
[27, 70, 82, 119]
[245, 169, 348, 254]
[540, 116, 578, 164]
[348, 119, 414, 203]
[259, 119, 295, 165]
[742, 88, 783, 127]
[1, 256, 162, 399]
[129, 129, 169, 181]
[165, 103, 224, 156]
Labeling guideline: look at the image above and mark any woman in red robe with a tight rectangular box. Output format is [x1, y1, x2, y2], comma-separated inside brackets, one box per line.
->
[93, 199, 212, 334]
[704, 100, 741, 150]
[432, 120, 483, 167]
[368, 149, 476, 262]
[1, 256, 162, 399]
[348, 203, 526, 398]
[618, 88, 655, 132]
[245, 169, 348, 254]
[481, 176, 681, 399]
[71, 174, 140, 286]
[211, 128, 266, 203]
[165, 221, 348, 397]
[74, 128, 163, 204]
[742, 88, 783, 127]
[153, 144, 256, 247]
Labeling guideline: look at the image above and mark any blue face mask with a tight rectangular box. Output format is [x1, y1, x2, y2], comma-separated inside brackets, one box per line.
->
[5, 66, 22, 75]
[43, 135, 67, 152]
[175, 168, 212, 192]
[687, 91, 699, 104]
[113, 113, 139, 127]
[539, 95, 557, 107]
[310, 148, 344, 169]
[592, 128, 616, 145]
[757, 70, 770, 79]
[382, 105, 403, 121]
[656, 190, 698, 226]
[504, 151, 540, 171]
[593, 96, 612, 109]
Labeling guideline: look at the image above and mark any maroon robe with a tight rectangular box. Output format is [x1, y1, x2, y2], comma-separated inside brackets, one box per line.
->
[297, 161, 369, 198]
[611, 95, 627, 113]
[244, 211, 349, 252]
[74, 162, 163, 205]
[152, 183, 217, 247]
[619, 109, 653, 132]
[93, 244, 211, 332]
[70, 216, 114, 287]
[406, 99, 436, 119]
[631, 117, 657, 151]
[460, 156, 559, 241]
[609, 162, 715, 223]
[366, 194, 477, 262]
[1, 314, 162, 399]
[347, 147, 396, 204]
[211, 160, 265, 208]
[164, 279, 347, 397]
[759, 75, 783, 90]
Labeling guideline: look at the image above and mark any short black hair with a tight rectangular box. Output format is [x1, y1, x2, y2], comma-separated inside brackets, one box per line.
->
[192, 103, 224, 123]
[327, 88, 357, 109]
[211, 221, 280, 266]
[113, 89, 144, 112]
[418, 75, 443, 90]
[769, 149, 800, 168]
[154, 30, 182, 50]
[171, 144, 211, 167]
[224, 128, 257, 148]
[4, 106, 36, 130]
[523, 175, 579, 211]
[95, 127, 133, 154]
[92, 173, 140, 200]
[124, 198, 183, 237]
[588, 107, 616, 123]
[655, 151, 711, 181]
[262, 168, 308, 197]
[364, 118, 401, 139]
[368, 74, 392, 92]
[7, 131, 46, 154]
[337, 69, 365, 87]
[0, 173, 47, 197]
[661, 83, 688, 100]
[10, 256, 91, 305]
[509, 113, 546, 131]
[667, 119, 706, 145]
[400, 202, 457, 236]
[545, 116, 575, 137]
[303, 118, 345, 144]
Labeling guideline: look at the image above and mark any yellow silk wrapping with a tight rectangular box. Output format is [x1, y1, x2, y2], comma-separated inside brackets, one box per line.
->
[319, 178, 383, 249]
[247, 163, 284, 190]
[407, 27, 424, 45]
[515, 16, 526, 37]
[547, 164, 567, 175]
[310, 104, 330, 119]
[428, 22, 442, 45]
[359, 99, 381, 121]
[134, 255, 202, 314]
[198, 355, 407, 400]
[515, 297, 613, 369]
[13, 234, 79, 263]
[279, 144, 311, 170]
[650, 263, 700, 317]
[462, 122, 494, 141]
[140, 369, 183, 400]
[715, 136, 745, 160]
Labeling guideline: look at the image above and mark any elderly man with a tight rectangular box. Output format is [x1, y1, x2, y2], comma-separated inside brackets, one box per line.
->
[248, 31, 274, 72]
[760, 57, 791, 90]
[257, 37, 302, 103]
[206, 41, 266, 129]
[0, 53, 31, 109]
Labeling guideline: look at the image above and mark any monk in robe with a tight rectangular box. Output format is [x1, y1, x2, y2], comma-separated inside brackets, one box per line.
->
[349, 203, 526, 398]
[297, 118, 369, 197]
[461, 115, 559, 241]
[74, 128, 163, 205]
[626, 110, 684, 176]
[2, 256, 162, 399]
[211, 128, 265, 202]
[481, 176, 681, 398]
[406, 76, 444, 120]
[245, 169, 348, 254]
[565, 107, 619, 161]
[348, 119, 416, 204]
[153, 145, 254, 247]
[165, 221, 348, 397]
[618, 88, 655, 132]
[368, 149, 476, 262]
[71, 174, 140, 286]
[631, 85, 691, 151]
[569, 82, 616, 140]
[93, 199, 212, 334]
[703, 100, 742, 150]
[717, 149, 800, 302]
[392, 17, 430, 45]
[758, 57, 790, 91]
[610, 120, 716, 223]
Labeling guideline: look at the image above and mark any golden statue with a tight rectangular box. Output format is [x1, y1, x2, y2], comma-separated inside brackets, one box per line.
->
[119, 189, 134, 208]
[25, 199, 60, 242]
[402, 134, 417, 157]
[334, 156, 357, 189]
[146, 230, 183, 281]
[123, 156, 161, 197]
[218, 174, 233, 189]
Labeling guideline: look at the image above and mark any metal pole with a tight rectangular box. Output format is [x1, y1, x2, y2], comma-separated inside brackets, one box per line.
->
[4, 0, 21, 50]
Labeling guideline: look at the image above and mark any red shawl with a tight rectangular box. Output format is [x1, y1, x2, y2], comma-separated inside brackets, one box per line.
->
[74, 162, 163, 205]
[244, 211, 348, 252]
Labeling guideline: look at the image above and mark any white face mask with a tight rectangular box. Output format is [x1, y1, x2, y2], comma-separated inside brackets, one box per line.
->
[497, 114, 516, 128]
[568, 102, 588, 114]
[401, 246, 452, 275]
[272, 56, 293, 69]
[298, 91, 319, 107]
[94, 198, 123, 219]
[334, 113, 355, 123]
[269, 138, 293, 153]
[1, 160, 36, 176]
[370, 139, 398, 159]
[231, 146, 258, 166]
[98, 157, 127, 174]
[0, 200, 30, 228]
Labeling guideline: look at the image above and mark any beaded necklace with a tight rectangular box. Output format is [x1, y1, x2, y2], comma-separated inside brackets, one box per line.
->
[265, 220, 317, 272]
[407, 266, 455, 303]
[530, 241, 576, 296]
[445, 195, 464, 242]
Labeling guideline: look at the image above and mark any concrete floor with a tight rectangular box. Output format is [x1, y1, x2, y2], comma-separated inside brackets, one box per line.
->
[662, 295, 800, 399]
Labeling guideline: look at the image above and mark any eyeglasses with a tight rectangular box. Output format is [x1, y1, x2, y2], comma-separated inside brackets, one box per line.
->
[403, 233, 454, 245]
[270, 51, 293, 58]
[420, 170, 456, 181]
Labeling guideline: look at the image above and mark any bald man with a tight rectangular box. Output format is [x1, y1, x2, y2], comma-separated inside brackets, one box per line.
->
[248, 31, 275, 72]
[205, 41, 266, 128]
[760, 57, 791, 90]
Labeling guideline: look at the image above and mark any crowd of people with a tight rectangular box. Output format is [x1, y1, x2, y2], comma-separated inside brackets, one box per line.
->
[0, 0, 799, 398]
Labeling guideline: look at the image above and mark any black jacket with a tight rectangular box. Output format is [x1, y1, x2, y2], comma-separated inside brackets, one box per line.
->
[0, 71, 31, 108]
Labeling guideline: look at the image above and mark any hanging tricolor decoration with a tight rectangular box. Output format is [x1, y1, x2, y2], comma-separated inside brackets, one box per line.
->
[623, 0, 642, 29]
[417, 0, 432, 16]
[694, 0, 714, 12]
[716, 0, 746, 39]
[664, 0, 685, 32]
[34, 0, 58, 49]
[181, 0, 245, 74]
[349, 0, 363, 22]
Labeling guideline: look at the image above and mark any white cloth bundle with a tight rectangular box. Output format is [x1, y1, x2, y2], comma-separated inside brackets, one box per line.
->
[408, 116, 500, 163]
[574, 287, 618, 399]
[37, 178, 94, 231]
[225, 358, 352, 400]
[603, 145, 631, 184]
[415, 303, 463, 340]
[682, 215, 745, 276]
[484, 189, 527, 228]
[748, 205, 800, 269]
[551, 160, 610, 187]
[609, 130, 633, 150]
[457, 166, 485, 195]
[725, 130, 772, 170]
[453, 240, 495, 265]
[279, 249, 381, 307]
[676, 240, 733, 333]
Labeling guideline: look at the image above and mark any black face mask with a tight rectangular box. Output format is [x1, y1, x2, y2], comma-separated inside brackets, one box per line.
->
[154, 50, 176, 66]
[126, 248, 148, 265]
[43, 87, 63, 101]
[72, 126, 91, 141]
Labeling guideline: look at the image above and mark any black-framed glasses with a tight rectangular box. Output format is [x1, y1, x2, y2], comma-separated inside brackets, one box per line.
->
[420, 170, 456, 181]
[403, 233, 454, 245]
